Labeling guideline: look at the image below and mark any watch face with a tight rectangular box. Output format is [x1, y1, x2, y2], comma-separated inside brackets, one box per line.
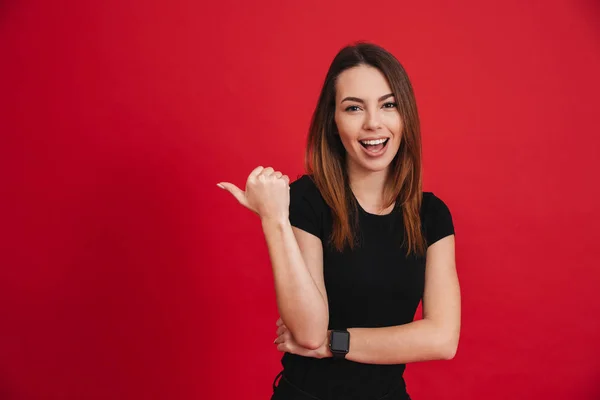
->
[331, 331, 350, 352]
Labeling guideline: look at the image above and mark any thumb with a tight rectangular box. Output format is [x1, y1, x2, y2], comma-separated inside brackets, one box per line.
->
[217, 182, 252, 210]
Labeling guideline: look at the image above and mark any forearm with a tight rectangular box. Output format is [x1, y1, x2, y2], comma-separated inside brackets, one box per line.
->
[261, 217, 328, 349]
[340, 319, 458, 364]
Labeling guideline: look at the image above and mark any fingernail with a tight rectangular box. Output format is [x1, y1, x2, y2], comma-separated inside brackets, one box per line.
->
[216, 183, 225, 189]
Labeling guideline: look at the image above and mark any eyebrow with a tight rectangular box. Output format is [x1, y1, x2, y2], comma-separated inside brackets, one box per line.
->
[341, 93, 395, 103]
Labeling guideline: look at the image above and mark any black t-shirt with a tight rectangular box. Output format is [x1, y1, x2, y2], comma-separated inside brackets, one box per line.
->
[279, 175, 455, 400]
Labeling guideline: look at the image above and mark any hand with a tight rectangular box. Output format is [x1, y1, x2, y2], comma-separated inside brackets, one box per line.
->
[218, 166, 290, 221]
[273, 318, 332, 359]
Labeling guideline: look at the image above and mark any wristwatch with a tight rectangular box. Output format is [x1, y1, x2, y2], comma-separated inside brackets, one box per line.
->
[329, 329, 350, 359]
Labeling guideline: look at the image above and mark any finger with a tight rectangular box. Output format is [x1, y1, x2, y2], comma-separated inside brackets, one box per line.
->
[248, 166, 265, 182]
[274, 335, 283, 344]
[282, 175, 290, 185]
[276, 318, 284, 326]
[276, 325, 287, 336]
[217, 182, 247, 206]
[276, 343, 288, 353]
[274, 171, 283, 179]
[282, 330, 292, 340]
[260, 167, 275, 177]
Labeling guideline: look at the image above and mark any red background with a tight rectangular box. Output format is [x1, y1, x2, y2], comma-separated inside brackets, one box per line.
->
[1, 1, 599, 399]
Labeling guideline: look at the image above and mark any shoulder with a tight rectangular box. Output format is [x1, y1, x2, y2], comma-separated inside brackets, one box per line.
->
[288, 174, 328, 238]
[421, 191, 455, 246]
[290, 174, 318, 192]
[421, 192, 452, 216]
[290, 175, 326, 206]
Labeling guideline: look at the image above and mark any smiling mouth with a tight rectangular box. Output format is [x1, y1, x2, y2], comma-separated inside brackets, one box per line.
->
[359, 138, 389, 149]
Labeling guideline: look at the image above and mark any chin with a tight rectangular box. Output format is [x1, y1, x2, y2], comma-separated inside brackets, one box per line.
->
[354, 156, 395, 173]
[362, 161, 393, 173]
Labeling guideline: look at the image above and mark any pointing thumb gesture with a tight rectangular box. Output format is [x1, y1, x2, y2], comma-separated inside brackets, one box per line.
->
[218, 165, 290, 220]
[217, 181, 257, 214]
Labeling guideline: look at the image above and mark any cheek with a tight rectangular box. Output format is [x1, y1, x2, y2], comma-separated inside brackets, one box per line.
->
[384, 114, 402, 134]
[335, 114, 360, 141]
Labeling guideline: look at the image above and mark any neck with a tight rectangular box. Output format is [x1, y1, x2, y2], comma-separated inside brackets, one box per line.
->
[346, 162, 391, 212]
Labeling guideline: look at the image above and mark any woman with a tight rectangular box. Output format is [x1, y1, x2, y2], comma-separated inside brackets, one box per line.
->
[218, 42, 460, 400]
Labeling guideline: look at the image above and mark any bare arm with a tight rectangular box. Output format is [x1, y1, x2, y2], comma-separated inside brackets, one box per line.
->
[219, 167, 329, 349]
[262, 219, 329, 350]
[319, 235, 460, 363]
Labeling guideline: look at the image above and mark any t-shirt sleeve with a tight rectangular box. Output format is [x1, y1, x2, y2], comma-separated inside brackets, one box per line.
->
[288, 175, 323, 239]
[424, 193, 455, 247]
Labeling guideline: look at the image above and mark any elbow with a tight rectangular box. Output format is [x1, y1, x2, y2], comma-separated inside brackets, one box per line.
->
[295, 332, 327, 350]
[440, 343, 458, 360]
[430, 320, 459, 360]
[285, 312, 329, 350]
[297, 339, 323, 351]
[294, 325, 328, 350]
[438, 336, 459, 360]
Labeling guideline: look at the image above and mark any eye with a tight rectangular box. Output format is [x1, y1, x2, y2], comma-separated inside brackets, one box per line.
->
[345, 105, 361, 112]
[382, 102, 397, 109]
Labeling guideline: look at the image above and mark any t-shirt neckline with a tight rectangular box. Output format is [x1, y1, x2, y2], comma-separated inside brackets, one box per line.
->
[351, 192, 396, 218]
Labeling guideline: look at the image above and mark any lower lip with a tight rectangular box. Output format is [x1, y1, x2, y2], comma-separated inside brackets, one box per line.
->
[360, 140, 389, 157]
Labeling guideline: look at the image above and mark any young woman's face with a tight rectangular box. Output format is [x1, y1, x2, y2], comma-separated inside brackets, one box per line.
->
[334, 65, 402, 175]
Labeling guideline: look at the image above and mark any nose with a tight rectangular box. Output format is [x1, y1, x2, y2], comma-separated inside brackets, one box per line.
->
[363, 109, 382, 131]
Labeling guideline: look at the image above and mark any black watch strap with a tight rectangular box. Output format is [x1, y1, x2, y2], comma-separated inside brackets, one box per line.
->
[329, 329, 350, 359]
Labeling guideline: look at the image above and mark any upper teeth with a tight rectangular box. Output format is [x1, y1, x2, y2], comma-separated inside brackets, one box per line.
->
[361, 138, 387, 145]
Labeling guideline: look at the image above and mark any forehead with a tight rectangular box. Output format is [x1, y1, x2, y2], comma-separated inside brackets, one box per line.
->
[335, 65, 392, 100]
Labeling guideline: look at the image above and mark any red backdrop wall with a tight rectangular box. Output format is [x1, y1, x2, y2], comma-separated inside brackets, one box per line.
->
[1, 1, 599, 399]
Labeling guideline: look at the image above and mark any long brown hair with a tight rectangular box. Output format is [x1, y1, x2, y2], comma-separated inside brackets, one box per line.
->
[305, 42, 426, 257]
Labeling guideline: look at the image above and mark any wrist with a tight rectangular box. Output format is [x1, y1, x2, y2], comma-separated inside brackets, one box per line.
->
[260, 215, 290, 228]
[319, 330, 333, 359]
[328, 329, 351, 360]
